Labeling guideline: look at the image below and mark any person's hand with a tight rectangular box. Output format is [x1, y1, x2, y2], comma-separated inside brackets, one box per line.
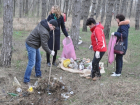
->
[111, 32, 115, 35]
[67, 36, 71, 38]
[51, 50, 55, 56]
[95, 51, 100, 58]
[89, 45, 93, 50]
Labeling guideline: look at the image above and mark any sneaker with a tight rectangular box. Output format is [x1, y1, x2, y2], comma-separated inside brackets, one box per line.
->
[47, 62, 51, 67]
[111, 73, 121, 77]
[112, 72, 115, 74]
[52, 62, 57, 66]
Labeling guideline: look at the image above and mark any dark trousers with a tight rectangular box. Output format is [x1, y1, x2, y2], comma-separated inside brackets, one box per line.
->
[47, 50, 57, 63]
[91, 52, 105, 78]
[115, 54, 123, 74]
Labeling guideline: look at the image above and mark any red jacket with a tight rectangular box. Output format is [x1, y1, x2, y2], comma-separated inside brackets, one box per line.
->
[90, 23, 107, 52]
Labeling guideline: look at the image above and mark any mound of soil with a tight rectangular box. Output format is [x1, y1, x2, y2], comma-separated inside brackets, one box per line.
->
[1, 77, 72, 105]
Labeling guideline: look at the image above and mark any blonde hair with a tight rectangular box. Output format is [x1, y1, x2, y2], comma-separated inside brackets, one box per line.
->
[49, 5, 61, 19]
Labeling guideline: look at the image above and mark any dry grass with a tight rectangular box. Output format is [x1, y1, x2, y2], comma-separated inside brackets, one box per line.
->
[0, 16, 140, 105]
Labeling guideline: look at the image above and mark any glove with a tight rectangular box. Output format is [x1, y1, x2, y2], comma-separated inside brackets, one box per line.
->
[51, 50, 55, 56]
[111, 32, 115, 35]
[68, 36, 71, 38]
[89, 45, 93, 50]
[95, 51, 100, 58]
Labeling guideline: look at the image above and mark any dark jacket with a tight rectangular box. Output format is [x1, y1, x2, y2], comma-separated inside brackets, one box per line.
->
[47, 14, 68, 50]
[114, 20, 130, 55]
[26, 23, 51, 54]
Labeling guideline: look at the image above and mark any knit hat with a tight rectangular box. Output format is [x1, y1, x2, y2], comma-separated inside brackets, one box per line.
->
[49, 19, 59, 30]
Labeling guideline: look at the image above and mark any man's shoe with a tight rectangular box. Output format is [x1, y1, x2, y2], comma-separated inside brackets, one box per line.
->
[92, 77, 97, 81]
[47, 62, 51, 67]
[86, 75, 92, 79]
[111, 73, 121, 77]
[112, 72, 115, 74]
[52, 62, 57, 66]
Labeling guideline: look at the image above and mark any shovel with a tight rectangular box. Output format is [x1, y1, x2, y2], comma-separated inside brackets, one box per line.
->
[47, 30, 55, 92]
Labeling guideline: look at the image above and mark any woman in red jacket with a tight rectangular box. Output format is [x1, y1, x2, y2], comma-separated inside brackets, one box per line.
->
[86, 18, 107, 81]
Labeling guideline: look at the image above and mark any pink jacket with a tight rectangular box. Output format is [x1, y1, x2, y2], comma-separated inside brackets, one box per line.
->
[108, 35, 117, 64]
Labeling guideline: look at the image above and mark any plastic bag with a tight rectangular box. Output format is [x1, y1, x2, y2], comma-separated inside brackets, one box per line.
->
[61, 37, 76, 60]
[63, 59, 71, 68]
[108, 35, 117, 64]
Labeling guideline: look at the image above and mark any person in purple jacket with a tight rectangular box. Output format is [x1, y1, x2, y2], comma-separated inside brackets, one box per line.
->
[111, 14, 130, 77]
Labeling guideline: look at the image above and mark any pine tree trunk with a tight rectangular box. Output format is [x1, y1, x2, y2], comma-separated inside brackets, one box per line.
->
[82, 0, 91, 32]
[135, 0, 140, 30]
[0, 0, 13, 67]
[104, 0, 114, 39]
[129, 0, 133, 18]
[25, 0, 28, 16]
[96, 0, 102, 19]
[19, 0, 23, 18]
[90, 0, 96, 18]
[70, 0, 81, 50]
[41, 0, 47, 20]
[100, 0, 106, 23]
[37, 0, 40, 17]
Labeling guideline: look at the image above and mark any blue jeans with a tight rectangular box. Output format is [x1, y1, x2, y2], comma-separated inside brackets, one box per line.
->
[115, 54, 123, 74]
[24, 43, 41, 83]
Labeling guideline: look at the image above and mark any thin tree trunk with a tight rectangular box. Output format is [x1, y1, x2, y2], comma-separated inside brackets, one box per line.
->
[23, 0, 25, 17]
[68, 0, 72, 17]
[70, 0, 81, 49]
[129, 0, 133, 18]
[32, 0, 36, 16]
[0, 0, 2, 16]
[119, 0, 127, 16]
[100, 0, 106, 23]
[115, 0, 120, 15]
[135, 0, 140, 30]
[64, 0, 69, 20]
[63, 0, 65, 13]
[37, 0, 40, 17]
[13, 0, 16, 17]
[82, 0, 91, 32]
[19, 0, 23, 18]
[104, 0, 114, 39]
[60, 0, 62, 11]
[0, 0, 13, 67]
[41, 0, 47, 20]
[49, 0, 55, 11]
[25, 0, 28, 16]
[90, 0, 96, 18]
[56, 0, 59, 5]
[96, 0, 102, 19]
[80, 0, 84, 19]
